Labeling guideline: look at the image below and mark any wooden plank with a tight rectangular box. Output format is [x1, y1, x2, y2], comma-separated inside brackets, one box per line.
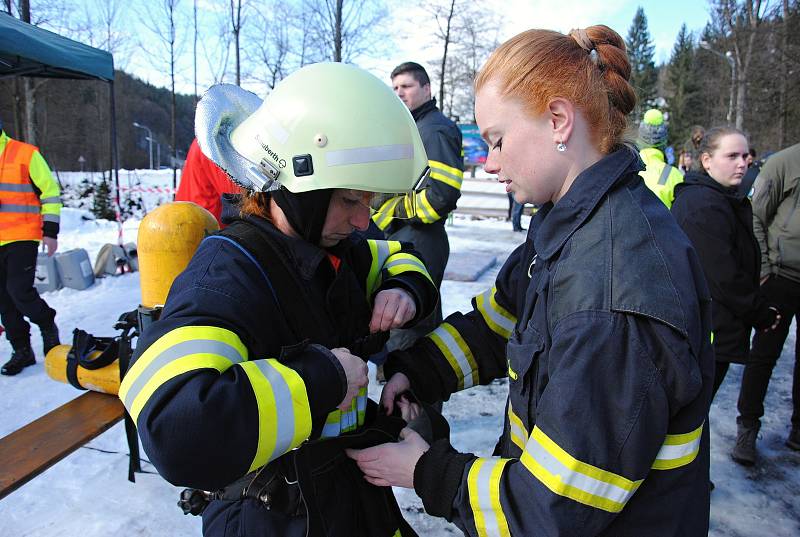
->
[0, 391, 125, 500]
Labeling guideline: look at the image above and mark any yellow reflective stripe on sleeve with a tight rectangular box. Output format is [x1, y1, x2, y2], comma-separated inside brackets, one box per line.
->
[321, 410, 342, 438]
[366, 240, 402, 296]
[429, 159, 463, 190]
[520, 426, 643, 513]
[507, 404, 527, 452]
[119, 325, 248, 423]
[468, 458, 512, 537]
[384, 252, 434, 283]
[475, 286, 516, 340]
[320, 386, 368, 438]
[413, 189, 442, 223]
[428, 322, 478, 390]
[372, 195, 402, 230]
[651, 422, 703, 470]
[239, 358, 312, 472]
[357, 386, 367, 427]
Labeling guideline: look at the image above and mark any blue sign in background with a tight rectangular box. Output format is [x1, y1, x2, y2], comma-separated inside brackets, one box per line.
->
[459, 124, 488, 166]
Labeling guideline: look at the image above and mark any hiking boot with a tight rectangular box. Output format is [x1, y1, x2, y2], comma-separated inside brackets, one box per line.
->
[787, 427, 800, 451]
[731, 420, 760, 466]
[1, 346, 36, 376]
[39, 320, 60, 356]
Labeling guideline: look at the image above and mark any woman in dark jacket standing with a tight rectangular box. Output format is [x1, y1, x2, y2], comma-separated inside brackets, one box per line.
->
[672, 127, 780, 398]
[348, 26, 716, 536]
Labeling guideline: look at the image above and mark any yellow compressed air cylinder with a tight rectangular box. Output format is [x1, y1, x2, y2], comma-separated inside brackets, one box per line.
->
[45, 345, 121, 394]
[138, 202, 219, 308]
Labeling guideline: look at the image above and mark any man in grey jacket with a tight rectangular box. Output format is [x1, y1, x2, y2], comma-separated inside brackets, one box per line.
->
[733, 143, 800, 465]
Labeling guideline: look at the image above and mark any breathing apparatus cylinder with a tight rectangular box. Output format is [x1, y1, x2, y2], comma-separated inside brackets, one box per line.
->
[45, 344, 121, 394]
[46, 202, 219, 394]
[138, 201, 219, 308]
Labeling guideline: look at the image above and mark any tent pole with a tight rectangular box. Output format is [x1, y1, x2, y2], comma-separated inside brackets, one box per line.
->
[109, 79, 122, 244]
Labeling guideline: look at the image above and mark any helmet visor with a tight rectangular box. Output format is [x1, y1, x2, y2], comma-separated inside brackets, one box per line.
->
[364, 166, 429, 220]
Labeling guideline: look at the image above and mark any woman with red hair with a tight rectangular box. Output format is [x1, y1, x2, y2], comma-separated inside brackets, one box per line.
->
[349, 26, 715, 536]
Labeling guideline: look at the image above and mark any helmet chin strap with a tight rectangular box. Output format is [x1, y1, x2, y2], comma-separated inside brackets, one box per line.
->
[271, 188, 333, 246]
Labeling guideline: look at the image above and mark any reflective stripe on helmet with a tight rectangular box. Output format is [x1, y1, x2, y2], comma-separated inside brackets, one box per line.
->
[326, 144, 414, 167]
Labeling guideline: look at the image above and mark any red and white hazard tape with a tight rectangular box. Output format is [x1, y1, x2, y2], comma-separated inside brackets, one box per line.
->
[118, 186, 175, 194]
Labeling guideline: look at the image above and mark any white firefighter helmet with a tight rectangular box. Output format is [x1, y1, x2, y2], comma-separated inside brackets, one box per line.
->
[195, 62, 428, 199]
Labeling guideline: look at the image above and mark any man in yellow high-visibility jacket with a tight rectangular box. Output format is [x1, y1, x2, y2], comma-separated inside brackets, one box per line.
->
[0, 119, 61, 376]
[637, 109, 684, 208]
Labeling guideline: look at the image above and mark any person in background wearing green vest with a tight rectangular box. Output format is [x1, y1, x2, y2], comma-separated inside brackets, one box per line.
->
[637, 108, 684, 208]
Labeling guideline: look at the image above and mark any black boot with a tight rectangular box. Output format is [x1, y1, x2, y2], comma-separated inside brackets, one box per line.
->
[1, 345, 36, 376]
[731, 418, 760, 466]
[39, 320, 60, 356]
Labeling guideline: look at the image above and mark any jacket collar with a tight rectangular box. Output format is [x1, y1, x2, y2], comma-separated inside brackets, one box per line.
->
[680, 171, 741, 199]
[534, 146, 643, 261]
[241, 213, 331, 280]
[0, 131, 8, 153]
[411, 98, 438, 121]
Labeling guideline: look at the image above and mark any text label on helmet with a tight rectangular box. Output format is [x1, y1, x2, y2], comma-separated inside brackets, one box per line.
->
[256, 134, 287, 169]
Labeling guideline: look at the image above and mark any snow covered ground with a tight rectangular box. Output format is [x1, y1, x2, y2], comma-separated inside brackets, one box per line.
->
[1, 171, 798, 536]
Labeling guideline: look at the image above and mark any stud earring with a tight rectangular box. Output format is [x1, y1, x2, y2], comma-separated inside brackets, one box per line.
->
[557, 141, 567, 152]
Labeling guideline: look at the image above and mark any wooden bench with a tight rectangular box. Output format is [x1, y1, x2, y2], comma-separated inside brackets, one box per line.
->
[0, 391, 125, 499]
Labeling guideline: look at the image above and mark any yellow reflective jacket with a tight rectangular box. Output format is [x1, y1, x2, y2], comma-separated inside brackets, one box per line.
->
[639, 147, 684, 208]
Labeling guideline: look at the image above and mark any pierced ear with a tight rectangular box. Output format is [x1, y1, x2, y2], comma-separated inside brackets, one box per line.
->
[700, 152, 713, 172]
[547, 98, 574, 145]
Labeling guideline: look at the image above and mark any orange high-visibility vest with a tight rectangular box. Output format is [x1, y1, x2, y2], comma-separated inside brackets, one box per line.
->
[0, 139, 43, 241]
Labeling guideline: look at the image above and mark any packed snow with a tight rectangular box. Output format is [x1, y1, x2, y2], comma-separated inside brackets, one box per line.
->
[0, 171, 798, 536]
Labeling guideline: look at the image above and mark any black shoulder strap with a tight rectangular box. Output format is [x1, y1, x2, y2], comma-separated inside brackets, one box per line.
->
[65, 328, 120, 390]
[213, 221, 331, 345]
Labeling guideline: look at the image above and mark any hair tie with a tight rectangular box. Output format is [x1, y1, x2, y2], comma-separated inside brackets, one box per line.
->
[569, 28, 599, 66]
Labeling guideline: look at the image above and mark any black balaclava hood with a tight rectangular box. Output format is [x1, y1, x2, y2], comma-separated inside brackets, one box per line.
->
[271, 187, 333, 246]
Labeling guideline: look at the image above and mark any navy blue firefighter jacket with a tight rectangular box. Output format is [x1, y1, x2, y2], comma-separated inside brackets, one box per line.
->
[386, 147, 715, 536]
[119, 211, 437, 493]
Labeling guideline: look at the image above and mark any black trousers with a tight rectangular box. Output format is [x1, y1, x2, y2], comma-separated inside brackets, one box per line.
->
[737, 275, 800, 428]
[0, 241, 56, 349]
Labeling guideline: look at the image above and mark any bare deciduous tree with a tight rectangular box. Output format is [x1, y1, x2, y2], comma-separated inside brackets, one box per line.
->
[139, 0, 184, 190]
[247, 3, 292, 89]
[423, 0, 498, 121]
[713, 0, 771, 130]
[229, 0, 249, 85]
[201, 15, 232, 84]
[304, 0, 389, 63]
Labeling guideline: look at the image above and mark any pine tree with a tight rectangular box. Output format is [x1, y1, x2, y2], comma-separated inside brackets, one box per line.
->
[666, 24, 701, 148]
[92, 176, 116, 221]
[626, 6, 658, 121]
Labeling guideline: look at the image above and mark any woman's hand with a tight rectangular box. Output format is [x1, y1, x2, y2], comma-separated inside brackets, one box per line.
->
[380, 372, 411, 415]
[330, 347, 369, 410]
[397, 394, 421, 423]
[345, 427, 429, 488]
[370, 289, 416, 333]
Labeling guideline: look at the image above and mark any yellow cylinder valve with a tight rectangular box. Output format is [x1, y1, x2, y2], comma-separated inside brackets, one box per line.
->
[138, 202, 219, 308]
